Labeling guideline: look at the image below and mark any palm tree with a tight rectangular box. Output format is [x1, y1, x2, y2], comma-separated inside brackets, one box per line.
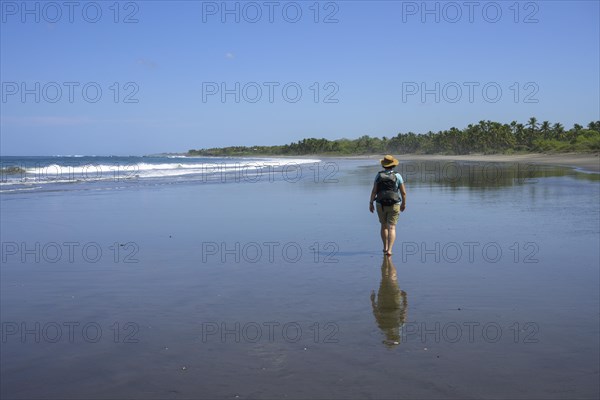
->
[527, 117, 538, 130]
[567, 124, 584, 142]
[515, 123, 526, 148]
[552, 123, 564, 140]
[526, 117, 539, 148]
[498, 123, 515, 150]
[540, 121, 551, 139]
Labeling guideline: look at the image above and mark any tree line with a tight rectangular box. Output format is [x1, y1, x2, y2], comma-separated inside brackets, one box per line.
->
[187, 118, 600, 156]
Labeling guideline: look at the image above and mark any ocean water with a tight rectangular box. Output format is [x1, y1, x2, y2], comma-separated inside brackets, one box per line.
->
[0, 155, 322, 194]
[1, 157, 599, 399]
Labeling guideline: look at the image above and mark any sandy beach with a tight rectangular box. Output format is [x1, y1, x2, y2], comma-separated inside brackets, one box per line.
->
[332, 153, 600, 173]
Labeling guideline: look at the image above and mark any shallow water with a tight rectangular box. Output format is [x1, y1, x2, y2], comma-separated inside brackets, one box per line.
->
[1, 159, 599, 399]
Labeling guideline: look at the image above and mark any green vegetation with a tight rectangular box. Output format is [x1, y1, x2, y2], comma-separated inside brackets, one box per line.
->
[188, 119, 600, 156]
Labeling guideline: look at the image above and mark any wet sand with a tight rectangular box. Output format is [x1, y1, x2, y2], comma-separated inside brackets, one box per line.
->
[1, 159, 598, 399]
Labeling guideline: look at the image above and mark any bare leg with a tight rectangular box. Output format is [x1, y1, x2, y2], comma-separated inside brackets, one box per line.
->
[380, 224, 389, 252]
[387, 224, 396, 255]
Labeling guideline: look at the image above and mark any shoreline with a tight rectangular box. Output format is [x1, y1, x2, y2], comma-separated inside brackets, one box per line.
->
[180, 152, 599, 173]
[317, 153, 600, 173]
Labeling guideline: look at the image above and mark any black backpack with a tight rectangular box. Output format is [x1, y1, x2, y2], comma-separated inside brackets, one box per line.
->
[376, 171, 400, 206]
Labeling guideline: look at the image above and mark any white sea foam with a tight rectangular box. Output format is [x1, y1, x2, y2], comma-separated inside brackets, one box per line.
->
[2, 158, 322, 187]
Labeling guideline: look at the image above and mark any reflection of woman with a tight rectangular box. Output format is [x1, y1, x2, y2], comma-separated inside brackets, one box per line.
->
[370, 256, 408, 347]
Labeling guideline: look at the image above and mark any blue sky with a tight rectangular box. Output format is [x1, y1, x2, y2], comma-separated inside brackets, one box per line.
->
[1, 0, 599, 155]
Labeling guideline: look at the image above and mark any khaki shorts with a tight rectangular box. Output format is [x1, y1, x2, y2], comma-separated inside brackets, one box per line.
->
[376, 203, 401, 226]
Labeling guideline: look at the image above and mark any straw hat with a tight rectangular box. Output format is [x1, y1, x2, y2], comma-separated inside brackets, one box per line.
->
[380, 155, 399, 168]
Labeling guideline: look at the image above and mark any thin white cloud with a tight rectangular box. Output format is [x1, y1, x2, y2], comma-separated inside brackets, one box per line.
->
[225, 52, 235, 59]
